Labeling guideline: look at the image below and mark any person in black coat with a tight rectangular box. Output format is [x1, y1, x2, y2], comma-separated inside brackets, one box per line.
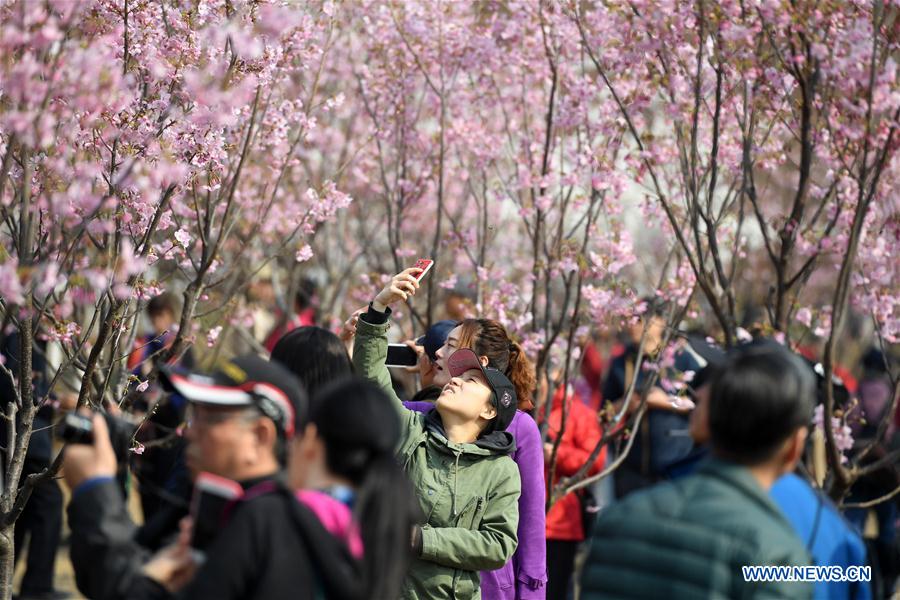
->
[0, 331, 67, 600]
[63, 356, 306, 599]
[63, 356, 419, 600]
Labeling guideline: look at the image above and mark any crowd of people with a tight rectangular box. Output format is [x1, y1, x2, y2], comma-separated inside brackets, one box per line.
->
[0, 265, 897, 600]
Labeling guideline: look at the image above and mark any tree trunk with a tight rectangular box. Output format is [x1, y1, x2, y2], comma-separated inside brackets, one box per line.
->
[0, 524, 14, 600]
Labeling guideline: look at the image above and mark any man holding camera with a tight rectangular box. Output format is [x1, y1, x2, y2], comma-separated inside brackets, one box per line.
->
[62, 355, 306, 599]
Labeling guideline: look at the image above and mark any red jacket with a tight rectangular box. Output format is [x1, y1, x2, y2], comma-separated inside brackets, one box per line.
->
[579, 343, 605, 410]
[264, 309, 316, 352]
[543, 386, 606, 541]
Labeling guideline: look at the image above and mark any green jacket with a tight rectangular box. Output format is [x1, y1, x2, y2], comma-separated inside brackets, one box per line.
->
[581, 458, 812, 599]
[353, 314, 521, 600]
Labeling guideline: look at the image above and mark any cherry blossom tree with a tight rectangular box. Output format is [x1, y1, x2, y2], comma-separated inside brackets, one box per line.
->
[0, 0, 351, 592]
[313, 0, 898, 505]
[1, 5, 898, 595]
[319, 0, 696, 507]
[563, 0, 899, 502]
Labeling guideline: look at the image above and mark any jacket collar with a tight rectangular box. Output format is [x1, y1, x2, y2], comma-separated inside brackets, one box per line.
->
[423, 408, 516, 456]
[237, 472, 280, 491]
[697, 457, 791, 523]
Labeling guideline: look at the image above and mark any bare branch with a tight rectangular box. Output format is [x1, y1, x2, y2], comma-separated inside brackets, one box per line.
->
[841, 484, 900, 510]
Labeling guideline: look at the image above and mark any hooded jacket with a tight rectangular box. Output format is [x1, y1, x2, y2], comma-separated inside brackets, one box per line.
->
[406, 401, 548, 599]
[354, 313, 521, 599]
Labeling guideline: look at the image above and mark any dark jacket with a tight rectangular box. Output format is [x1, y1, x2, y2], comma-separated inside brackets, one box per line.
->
[68, 478, 164, 600]
[0, 331, 54, 465]
[178, 484, 363, 600]
[581, 458, 812, 599]
[69, 477, 276, 599]
[410, 385, 442, 403]
[602, 344, 699, 497]
[69, 475, 364, 600]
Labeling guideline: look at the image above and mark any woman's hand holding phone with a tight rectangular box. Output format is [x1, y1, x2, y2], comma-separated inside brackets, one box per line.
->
[403, 340, 429, 376]
[373, 267, 422, 312]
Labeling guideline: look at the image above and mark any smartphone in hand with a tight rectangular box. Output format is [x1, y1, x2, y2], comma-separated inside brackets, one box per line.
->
[386, 343, 419, 367]
[413, 259, 434, 281]
[190, 472, 244, 551]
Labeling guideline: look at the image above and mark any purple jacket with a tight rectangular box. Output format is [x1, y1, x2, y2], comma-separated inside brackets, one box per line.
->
[406, 402, 547, 599]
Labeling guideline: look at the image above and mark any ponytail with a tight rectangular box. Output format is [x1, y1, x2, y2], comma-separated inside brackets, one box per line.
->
[353, 454, 419, 599]
[312, 378, 419, 599]
[507, 341, 536, 411]
[457, 319, 537, 410]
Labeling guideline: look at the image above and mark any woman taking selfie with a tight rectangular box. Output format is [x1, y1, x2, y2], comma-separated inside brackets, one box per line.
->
[353, 267, 524, 599]
[343, 270, 547, 598]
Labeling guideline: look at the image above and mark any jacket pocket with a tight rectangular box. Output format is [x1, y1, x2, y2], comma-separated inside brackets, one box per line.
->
[453, 567, 480, 599]
[455, 495, 485, 530]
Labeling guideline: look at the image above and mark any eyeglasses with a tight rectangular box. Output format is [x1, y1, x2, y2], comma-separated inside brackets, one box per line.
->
[184, 405, 260, 430]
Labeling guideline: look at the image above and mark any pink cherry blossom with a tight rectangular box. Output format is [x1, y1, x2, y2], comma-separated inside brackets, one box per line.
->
[0, 260, 24, 306]
[295, 245, 314, 263]
[206, 326, 222, 347]
[173, 229, 191, 249]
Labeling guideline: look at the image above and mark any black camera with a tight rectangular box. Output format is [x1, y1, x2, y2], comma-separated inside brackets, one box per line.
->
[57, 412, 139, 459]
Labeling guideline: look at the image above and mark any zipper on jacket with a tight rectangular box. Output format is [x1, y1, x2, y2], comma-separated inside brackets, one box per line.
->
[454, 495, 479, 525]
[451, 450, 462, 517]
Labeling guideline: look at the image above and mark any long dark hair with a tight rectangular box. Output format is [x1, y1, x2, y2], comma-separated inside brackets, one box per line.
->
[311, 378, 419, 599]
[270, 326, 353, 397]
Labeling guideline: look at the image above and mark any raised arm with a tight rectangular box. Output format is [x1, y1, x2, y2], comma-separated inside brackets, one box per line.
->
[351, 268, 423, 431]
[352, 310, 402, 406]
